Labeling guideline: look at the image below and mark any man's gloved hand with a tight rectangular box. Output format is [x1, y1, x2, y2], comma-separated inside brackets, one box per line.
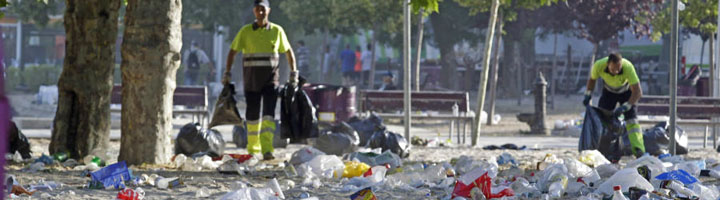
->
[289, 70, 299, 86]
[222, 71, 231, 85]
[613, 102, 632, 117]
[582, 90, 592, 106]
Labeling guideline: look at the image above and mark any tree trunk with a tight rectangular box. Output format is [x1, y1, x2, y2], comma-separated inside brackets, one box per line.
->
[487, 17, 503, 126]
[118, 0, 182, 165]
[711, 36, 715, 95]
[319, 30, 328, 83]
[471, 0, 500, 146]
[589, 43, 599, 94]
[565, 45, 573, 97]
[550, 34, 558, 110]
[49, 0, 121, 159]
[700, 39, 707, 67]
[414, 10, 424, 91]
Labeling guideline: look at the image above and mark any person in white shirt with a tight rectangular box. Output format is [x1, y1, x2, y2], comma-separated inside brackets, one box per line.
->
[182, 41, 212, 85]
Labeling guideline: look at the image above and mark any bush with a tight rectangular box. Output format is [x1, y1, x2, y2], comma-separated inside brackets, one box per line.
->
[4, 65, 62, 93]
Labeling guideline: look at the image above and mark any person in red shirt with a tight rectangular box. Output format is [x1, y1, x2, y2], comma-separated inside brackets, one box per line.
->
[354, 46, 362, 84]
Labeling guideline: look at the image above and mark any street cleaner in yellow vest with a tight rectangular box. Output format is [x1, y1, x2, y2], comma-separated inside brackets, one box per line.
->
[583, 53, 645, 158]
[222, 0, 297, 160]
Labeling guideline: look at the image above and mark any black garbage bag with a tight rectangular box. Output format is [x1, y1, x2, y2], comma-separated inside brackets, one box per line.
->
[9, 121, 32, 159]
[347, 113, 386, 146]
[579, 106, 625, 162]
[209, 83, 244, 128]
[622, 122, 688, 156]
[280, 77, 319, 143]
[314, 122, 359, 156]
[680, 65, 702, 86]
[175, 123, 225, 157]
[231, 120, 288, 149]
[368, 130, 410, 158]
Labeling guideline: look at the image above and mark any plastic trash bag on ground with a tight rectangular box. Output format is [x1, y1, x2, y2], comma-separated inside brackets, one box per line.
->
[299, 155, 345, 179]
[596, 168, 654, 195]
[342, 161, 370, 178]
[313, 122, 359, 156]
[563, 158, 592, 178]
[9, 121, 32, 159]
[232, 120, 288, 149]
[622, 122, 688, 156]
[175, 123, 225, 158]
[691, 183, 719, 200]
[290, 147, 326, 166]
[347, 114, 385, 146]
[209, 83, 244, 128]
[578, 150, 610, 167]
[346, 150, 403, 169]
[367, 130, 410, 158]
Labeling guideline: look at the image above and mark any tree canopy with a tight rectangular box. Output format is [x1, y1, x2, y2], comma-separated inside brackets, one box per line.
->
[647, 0, 718, 41]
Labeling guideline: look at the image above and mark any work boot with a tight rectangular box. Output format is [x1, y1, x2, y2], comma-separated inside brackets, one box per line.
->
[263, 152, 275, 161]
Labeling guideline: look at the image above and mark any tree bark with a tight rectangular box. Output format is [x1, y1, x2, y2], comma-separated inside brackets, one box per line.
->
[487, 17, 503, 126]
[710, 36, 715, 95]
[49, 0, 121, 159]
[471, 0, 500, 146]
[414, 10, 424, 91]
[118, 0, 182, 165]
[700, 39, 707, 67]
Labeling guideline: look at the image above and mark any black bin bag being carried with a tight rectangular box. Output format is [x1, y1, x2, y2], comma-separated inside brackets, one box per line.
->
[9, 121, 32, 159]
[209, 83, 244, 128]
[175, 123, 226, 157]
[579, 106, 625, 162]
[280, 77, 319, 143]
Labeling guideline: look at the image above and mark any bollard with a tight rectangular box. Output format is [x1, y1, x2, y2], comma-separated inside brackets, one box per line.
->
[534, 72, 550, 135]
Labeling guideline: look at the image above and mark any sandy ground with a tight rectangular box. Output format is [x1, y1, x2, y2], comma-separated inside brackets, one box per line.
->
[6, 93, 720, 199]
[7, 139, 720, 200]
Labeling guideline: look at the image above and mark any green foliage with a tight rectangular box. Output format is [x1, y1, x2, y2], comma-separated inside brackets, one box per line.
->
[0, 0, 8, 18]
[561, 0, 663, 44]
[7, 0, 62, 27]
[647, 0, 718, 42]
[411, 0, 440, 16]
[4, 65, 62, 93]
[454, 0, 560, 22]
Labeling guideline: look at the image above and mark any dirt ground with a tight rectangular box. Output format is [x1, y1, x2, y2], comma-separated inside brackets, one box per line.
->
[5, 93, 719, 199]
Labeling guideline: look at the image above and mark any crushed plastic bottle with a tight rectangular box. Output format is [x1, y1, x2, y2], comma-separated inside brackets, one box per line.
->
[690, 182, 719, 200]
[660, 180, 696, 198]
[283, 161, 298, 178]
[510, 177, 540, 198]
[195, 187, 211, 198]
[300, 155, 345, 179]
[564, 157, 592, 178]
[156, 177, 182, 189]
[268, 178, 285, 199]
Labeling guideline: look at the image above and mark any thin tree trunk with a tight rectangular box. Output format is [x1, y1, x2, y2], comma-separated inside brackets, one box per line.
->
[369, 29, 377, 89]
[565, 45, 572, 97]
[711, 36, 715, 95]
[119, 0, 182, 165]
[701, 39, 707, 66]
[487, 16, 503, 126]
[550, 34, 558, 110]
[319, 30, 328, 83]
[414, 10, 424, 91]
[471, 0, 500, 146]
[49, 0, 121, 159]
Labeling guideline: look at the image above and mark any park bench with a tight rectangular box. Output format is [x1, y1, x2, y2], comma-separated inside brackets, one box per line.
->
[636, 95, 720, 148]
[358, 90, 474, 144]
[110, 85, 209, 125]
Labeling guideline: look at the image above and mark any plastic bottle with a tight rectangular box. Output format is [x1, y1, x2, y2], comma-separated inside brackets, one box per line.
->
[548, 181, 565, 198]
[660, 180, 697, 198]
[156, 177, 182, 189]
[283, 161, 298, 178]
[268, 178, 285, 199]
[612, 185, 627, 200]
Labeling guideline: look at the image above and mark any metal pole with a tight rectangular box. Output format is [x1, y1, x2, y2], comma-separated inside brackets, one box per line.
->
[714, 0, 720, 149]
[471, 0, 500, 146]
[669, 0, 679, 155]
[403, 0, 412, 141]
[16, 20, 21, 68]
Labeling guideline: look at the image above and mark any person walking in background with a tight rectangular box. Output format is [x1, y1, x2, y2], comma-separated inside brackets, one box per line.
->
[340, 44, 356, 86]
[361, 44, 372, 87]
[183, 41, 212, 85]
[222, 0, 297, 160]
[321, 45, 333, 83]
[354, 46, 362, 84]
[295, 40, 310, 79]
